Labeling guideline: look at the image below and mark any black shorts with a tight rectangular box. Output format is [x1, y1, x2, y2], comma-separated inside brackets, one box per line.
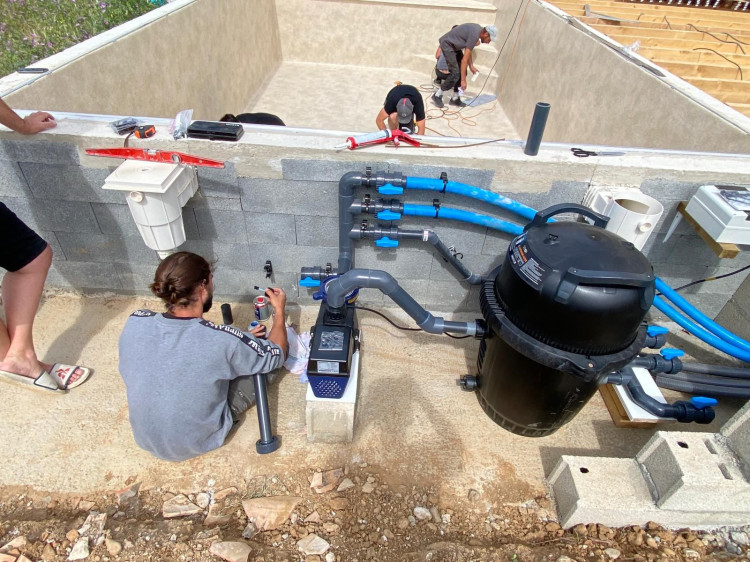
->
[0, 202, 48, 272]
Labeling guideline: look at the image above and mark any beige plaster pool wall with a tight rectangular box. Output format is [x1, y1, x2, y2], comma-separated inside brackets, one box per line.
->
[488, 0, 750, 153]
[5, 0, 281, 121]
[274, 0, 496, 69]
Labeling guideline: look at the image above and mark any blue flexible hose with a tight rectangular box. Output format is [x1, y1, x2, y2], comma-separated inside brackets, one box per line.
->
[402, 204, 524, 236]
[656, 277, 750, 353]
[405, 177, 539, 221]
[653, 296, 750, 362]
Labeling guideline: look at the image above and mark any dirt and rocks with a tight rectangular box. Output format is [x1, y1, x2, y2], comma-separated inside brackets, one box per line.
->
[0, 463, 748, 562]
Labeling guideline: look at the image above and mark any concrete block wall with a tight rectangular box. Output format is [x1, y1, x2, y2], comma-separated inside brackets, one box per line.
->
[1, 131, 749, 318]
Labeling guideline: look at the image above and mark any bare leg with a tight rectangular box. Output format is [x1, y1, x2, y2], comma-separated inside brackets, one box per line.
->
[0, 245, 52, 378]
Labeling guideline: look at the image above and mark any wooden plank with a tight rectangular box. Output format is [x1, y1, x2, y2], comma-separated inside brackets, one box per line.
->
[554, 3, 750, 28]
[599, 34, 745, 51]
[677, 201, 741, 258]
[684, 76, 750, 93]
[655, 59, 743, 78]
[637, 46, 750, 65]
[599, 384, 660, 428]
[590, 23, 750, 41]
[558, 0, 750, 20]
[727, 102, 750, 117]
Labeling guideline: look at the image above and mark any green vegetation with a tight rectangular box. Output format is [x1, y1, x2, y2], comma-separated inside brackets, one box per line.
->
[0, 0, 164, 77]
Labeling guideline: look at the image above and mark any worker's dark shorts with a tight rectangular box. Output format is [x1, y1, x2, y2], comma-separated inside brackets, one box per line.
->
[0, 201, 48, 272]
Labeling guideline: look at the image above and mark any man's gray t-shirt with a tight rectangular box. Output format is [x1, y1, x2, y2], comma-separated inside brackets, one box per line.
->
[118, 310, 284, 461]
[439, 23, 482, 53]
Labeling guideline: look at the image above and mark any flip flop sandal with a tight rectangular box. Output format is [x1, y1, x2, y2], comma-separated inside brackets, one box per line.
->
[0, 369, 66, 393]
[48, 363, 91, 390]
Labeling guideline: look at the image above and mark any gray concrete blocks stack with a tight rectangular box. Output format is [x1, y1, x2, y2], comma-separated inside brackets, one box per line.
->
[548, 400, 750, 529]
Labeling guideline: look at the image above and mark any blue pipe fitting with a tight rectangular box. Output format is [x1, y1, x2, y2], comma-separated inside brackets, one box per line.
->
[377, 210, 402, 221]
[376, 237, 399, 248]
[300, 277, 321, 288]
[379, 183, 403, 195]
[660, 348, 685, 360]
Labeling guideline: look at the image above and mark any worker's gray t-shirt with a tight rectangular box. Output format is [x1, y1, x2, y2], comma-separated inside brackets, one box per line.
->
[439, 23, 482, 52]
[118, 310, 284, 461]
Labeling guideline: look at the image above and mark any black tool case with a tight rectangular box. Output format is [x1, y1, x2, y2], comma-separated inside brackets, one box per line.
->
[186, 121, 244, 141]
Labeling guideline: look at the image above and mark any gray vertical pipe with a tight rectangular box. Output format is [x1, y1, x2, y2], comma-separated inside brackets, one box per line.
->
[523, 102, 550, 156]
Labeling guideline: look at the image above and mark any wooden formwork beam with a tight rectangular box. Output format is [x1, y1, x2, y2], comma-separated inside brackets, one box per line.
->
[727, 102, 750, 116]
[590, 23, 750, 42]
[655, 59, 744, 78]
[683, 77, 750, 102]
[637, 46, 750, 65]
[594, 33, 747, 51]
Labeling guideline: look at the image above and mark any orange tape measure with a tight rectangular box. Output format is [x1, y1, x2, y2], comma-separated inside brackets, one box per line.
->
[134, 125, 156, 139]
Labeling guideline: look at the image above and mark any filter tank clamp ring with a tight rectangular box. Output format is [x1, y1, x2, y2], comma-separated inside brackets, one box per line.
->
[440, 171, 448, 193]
[433, 199, 441, 218]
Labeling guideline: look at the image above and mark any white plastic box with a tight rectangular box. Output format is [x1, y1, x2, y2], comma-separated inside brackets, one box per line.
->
[102, 160, 198, 254]
[685, 185, 750, 245]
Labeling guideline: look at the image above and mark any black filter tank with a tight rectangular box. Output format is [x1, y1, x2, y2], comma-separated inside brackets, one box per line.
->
[477, 204, 655, 437]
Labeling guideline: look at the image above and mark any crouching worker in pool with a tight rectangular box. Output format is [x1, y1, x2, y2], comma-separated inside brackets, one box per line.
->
[118, 252, 288, 461]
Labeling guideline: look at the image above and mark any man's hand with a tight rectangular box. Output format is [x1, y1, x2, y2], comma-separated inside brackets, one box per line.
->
[21, 111, 56, 134]
[265, 287, 286, 315]
[264, 287, 289, 358]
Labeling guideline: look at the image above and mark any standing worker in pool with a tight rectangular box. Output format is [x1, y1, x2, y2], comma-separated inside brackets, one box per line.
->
[118, 251, 288, 461]
[432, 23, 497, 108]
[375, 84, 426, 135]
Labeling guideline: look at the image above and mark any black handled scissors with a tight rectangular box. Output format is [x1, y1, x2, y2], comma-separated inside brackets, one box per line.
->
[572, 147, 626, 157]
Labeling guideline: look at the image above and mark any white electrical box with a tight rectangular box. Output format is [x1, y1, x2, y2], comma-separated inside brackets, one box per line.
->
[685, 185, 750, 245]
[102, 160, 198, 254]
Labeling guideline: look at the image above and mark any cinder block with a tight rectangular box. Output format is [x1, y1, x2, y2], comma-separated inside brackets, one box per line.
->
[353, 244, 433, 280]
[295, 215, 339, 247]
[194, 208, 248, 242]
[244, 212, 296, 245]
[7, 139, 79, 165]
[196, 164, 240, 199]
[548, 456, 658, 528]
[180, 240, 253, 270]
[15, 198, 100, 233]
[21, 163, 121, 203]
[423, 280, 479, 313]
[91, 202, 140, 237]
[0, 160, 29, 197]
[240, 178, 337, 217]
[637, 431, 750, 511]
[281, 159, 390, 182]
[720, 401, 750, 471]
[639, 179, 699, 203]
[247, 244, 337, 273]
[306, 352, 359, 443]
[185, 194, 242, 211]
[56, 232, 156, 264]
[47, 261, 122, 290]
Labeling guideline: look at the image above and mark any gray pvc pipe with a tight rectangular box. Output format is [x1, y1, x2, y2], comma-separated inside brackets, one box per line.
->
[349, 226, 484, 285]
[325, 269, 478, 335]
[681, 362, 750, 379]
[654, 376, 750, 398]
[338, 171, 406, 274]
[523, 102, 550, 156]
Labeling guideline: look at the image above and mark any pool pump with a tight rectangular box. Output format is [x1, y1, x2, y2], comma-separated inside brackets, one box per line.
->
[472, 204, 656, 436]
[307, 304, 360, 399]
